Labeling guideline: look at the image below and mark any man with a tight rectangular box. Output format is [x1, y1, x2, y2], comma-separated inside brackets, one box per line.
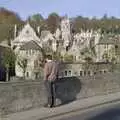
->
[44, 54, 59, 108]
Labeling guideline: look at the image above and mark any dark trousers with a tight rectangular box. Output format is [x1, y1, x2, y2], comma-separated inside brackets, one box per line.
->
[44, 80, 56, 106]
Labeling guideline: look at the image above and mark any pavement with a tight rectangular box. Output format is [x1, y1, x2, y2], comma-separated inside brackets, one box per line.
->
[55, 101, 120, 120]
[2, 91, 120, 120]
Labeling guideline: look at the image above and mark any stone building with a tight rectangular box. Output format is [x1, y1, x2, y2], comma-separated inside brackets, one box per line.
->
[94, 34, 120, 63]
[16, 40, 43, 79]
[11, 23, 43, 79]
[61, 16, 71, 49]
[59, 62, 112, 78]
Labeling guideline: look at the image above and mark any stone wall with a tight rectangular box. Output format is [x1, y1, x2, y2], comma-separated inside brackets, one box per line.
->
[0, 73, 120, 115]
[59, 62, 113, 77]
[0, 81, 46, 115]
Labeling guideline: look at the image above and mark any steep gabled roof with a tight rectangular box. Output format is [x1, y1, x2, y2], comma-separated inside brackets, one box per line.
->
[13, 23, 41, 43]
[16, 22, 40, 37]
[20, 40, 42, 50]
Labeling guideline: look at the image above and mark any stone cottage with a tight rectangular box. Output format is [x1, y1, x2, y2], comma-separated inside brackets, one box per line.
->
[11, 23, 43, 80]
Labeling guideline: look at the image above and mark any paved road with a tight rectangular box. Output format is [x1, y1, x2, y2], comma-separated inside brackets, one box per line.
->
[54, 102, 120, 120]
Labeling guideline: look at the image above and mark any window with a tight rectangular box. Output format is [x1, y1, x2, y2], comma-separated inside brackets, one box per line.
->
[61, 72, 64, 77]
[104, 70, 106, 73]
[28, 50, 31, 55]
[35, 73, 39, 79]
[84, 71, 86, 76]
[66, 46, 69, 51]
[99, 71, 102, 74]
[32, 50, 35, 54]
[88, 71, 91, 76]
[26, 72, 29, 77]
[80, 71, 83, 76]
[65, 71, 67, 76]
[34, 60, 39, 68]
[68, 70, 71, 76]
[94, 72, 96, 75]
[115, 45, 118, 49]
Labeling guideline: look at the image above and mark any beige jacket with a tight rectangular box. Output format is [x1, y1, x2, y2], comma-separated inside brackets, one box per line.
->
[44, 61, 59, 81]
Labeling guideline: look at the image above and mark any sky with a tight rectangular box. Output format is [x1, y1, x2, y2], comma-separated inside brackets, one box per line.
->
[0, 0, 120, 20]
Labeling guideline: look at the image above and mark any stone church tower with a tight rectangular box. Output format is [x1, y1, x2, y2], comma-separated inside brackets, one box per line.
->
[61, 16, 71, 50]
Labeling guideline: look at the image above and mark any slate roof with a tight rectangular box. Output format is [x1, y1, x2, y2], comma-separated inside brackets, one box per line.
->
[98, 35, 120, 45]
[20, 40, 42, 51]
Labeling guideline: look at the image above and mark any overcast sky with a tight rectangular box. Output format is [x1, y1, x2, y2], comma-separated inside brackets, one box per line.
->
[0, 0, 120, 20]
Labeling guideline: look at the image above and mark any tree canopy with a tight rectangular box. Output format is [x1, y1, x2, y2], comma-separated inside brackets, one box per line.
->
[27, 13, 44, 23]
[46, 12, 61, 33]
[0, 7, 24, 42]
[0, 7, 23, 24]
[1, 7, 120, 43]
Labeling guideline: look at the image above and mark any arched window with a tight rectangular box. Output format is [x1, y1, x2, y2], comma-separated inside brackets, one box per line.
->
[80, 71, 83, 76]
[35, 72, 39, 79]
[65, 71, 67, 76]
[26, 72, 29, 77]
[84, 71, 86, 76]
[66, 46, 69, 51]
[68, 70, 71, 76]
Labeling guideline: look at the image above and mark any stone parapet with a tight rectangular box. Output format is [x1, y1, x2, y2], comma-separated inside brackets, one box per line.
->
[0, 73, 120, 115]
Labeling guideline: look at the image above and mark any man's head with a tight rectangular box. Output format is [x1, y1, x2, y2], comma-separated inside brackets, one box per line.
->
[45, 54, 52, 61]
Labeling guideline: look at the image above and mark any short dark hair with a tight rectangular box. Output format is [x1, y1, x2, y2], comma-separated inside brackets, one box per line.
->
[45, 54, 52, 60]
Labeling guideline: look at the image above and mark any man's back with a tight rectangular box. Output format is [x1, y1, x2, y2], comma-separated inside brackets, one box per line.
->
[44, 61, 59, 81]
